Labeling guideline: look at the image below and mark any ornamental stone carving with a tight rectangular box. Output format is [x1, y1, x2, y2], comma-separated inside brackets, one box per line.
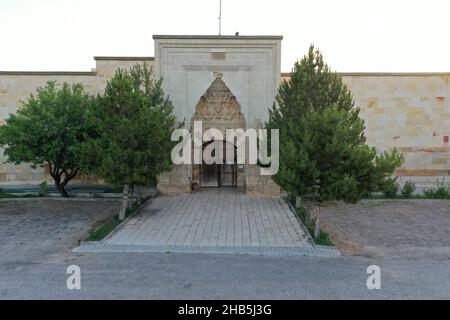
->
[192, 73, 246, 131]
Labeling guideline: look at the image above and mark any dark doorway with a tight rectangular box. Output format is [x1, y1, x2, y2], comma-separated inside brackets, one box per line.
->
[200, 141, 237, 188]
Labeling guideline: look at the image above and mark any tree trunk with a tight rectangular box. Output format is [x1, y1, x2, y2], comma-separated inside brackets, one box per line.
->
[54, 179, 69, 198]
[295, 196, 302, 208]
[119, 184, 130, 221]
[305, 208, 311, 226]
[127, 184, 134, 209]
[314, 205, 321, 238]
[135, 185, 143, 206]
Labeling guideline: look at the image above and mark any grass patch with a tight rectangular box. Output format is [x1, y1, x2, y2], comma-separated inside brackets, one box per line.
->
[306, 217, 334, 246]
[293, 203, 334, 246]
[364, 193, 450, 200]
[364, 194, 427, 200]
[85, 204, 139, 241]
[0, 192, 39, 199]
[0, 193, 17, 198]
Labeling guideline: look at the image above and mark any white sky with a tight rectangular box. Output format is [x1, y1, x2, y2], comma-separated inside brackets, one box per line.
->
[1, 0, 449, 72]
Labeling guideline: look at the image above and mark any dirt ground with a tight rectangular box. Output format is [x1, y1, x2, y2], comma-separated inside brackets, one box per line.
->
[1, 197, 449, 262]
[320, 199, 450, 260]
[0, 199, 120, 265]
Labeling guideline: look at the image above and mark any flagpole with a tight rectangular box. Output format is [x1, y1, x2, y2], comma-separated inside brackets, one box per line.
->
[218, 0, 222, 36]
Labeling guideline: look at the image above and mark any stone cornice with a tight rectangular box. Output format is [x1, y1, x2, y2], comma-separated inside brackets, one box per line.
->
[94, 56, 154, 61]
[153, 35, 283, 40]
[281, 72, 450, 77]
[0, 71, 97, 76]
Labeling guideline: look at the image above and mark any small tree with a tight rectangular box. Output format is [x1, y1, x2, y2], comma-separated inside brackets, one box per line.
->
[82, 63, 176, 219]
[266, 45, 403, 207]
[0, 82, 91, 197]
[401, 181, 416, 198]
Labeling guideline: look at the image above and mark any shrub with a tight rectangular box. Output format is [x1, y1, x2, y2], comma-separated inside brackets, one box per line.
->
[424, 185, 450, 199]
[38, 181, 49, 197]
[401, 181, 416, 198]
[423, 189, 433, 198]
[383, 178, 399, 198]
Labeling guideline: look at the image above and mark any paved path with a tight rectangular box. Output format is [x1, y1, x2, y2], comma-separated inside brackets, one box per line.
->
[75, 189, 338, 256]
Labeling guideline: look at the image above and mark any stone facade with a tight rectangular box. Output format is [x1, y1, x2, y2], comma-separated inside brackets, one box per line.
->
[0, 35, 449, 192]
[153, 35, 282, 129]
[341, 73, 450, 188]
[154, 35, 282, 194]
[190, 74, 246, 189]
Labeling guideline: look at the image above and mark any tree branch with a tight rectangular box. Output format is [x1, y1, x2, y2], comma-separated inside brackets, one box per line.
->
[62, 167, 79, 186]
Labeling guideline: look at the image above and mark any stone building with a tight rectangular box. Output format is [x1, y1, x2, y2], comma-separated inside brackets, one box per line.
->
[0, 35, 449, 193]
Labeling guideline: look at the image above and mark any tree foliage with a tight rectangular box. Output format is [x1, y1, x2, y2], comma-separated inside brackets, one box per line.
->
[266, 45, 403, 203]
[81, 63, 176, 200]
[0, 82, 91, 197]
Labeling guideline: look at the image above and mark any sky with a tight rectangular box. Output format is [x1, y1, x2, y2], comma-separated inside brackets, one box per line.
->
[1, 0, 449, 73]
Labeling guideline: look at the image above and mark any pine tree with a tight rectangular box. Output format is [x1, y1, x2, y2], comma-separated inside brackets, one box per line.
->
[266, 45, 403, 203]
[81, 63, 176, 218]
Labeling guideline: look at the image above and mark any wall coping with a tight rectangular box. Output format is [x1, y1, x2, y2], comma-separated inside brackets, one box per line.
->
[0, 57, 155, 76]
[0, 71, 97, 76]
[94, 56, 154, 61]
[281, 72, 450, 77]
[153, 35, 284, 40]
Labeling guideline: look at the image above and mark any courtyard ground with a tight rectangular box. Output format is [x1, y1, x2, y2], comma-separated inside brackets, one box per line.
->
[0, 196, 449, 299]
[320, 199, 450, 260]
[0, 198, 119, 264]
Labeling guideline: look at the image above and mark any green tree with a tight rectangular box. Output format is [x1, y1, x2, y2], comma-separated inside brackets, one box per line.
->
[0, 82, 91, 197]
[82, 63, 176, 219]
[266, 45, 403, 204]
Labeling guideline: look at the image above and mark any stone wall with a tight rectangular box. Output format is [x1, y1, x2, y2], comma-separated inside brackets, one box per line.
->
[245, 165, 281, 196]
[1, 53, 449, 190]
[343, 73, 450, 188]
[0, 57, 154, 184]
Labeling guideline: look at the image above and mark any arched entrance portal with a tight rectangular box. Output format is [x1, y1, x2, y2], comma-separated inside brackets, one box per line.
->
[191, 73, 246, 190]
[200, 141, 237, 188]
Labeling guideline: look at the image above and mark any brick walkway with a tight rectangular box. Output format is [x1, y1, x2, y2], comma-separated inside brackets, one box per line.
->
[75, 189, 340, 257]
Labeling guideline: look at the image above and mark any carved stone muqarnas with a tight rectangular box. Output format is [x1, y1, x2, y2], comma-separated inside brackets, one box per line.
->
[192, 73, 246, 132]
